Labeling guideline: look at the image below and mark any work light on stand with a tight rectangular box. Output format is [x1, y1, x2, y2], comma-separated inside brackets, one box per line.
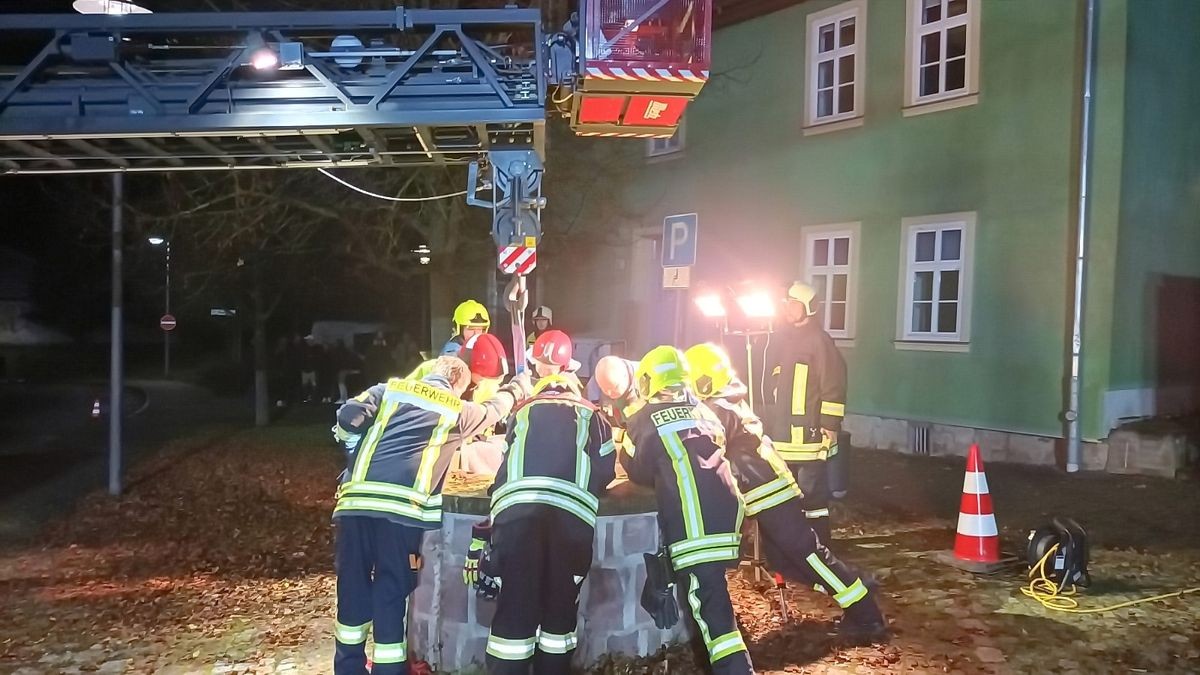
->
[693, 284, 777, 413]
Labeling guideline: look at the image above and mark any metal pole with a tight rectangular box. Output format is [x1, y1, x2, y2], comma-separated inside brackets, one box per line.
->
[164, 240, 171, 379]
[673, 290, 684, 346]
[109, 173, 124, 496]
[744, 334, 755, 413]
[1067, 0, 1098, 473]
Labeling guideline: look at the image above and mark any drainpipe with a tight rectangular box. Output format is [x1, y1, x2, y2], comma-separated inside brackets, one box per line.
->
[1067, 0, 1099, 473]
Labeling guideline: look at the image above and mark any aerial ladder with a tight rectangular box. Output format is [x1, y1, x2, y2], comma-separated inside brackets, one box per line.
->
[0, 1, 712, 272]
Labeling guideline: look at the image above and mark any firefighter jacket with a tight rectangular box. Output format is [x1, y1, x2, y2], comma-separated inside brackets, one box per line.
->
[622, 395, 745, 571]
[488, 376, 616, 529]
[762, 320, 847, 463]
[707, 379, 804, 518]
[332, 373, 522, 529]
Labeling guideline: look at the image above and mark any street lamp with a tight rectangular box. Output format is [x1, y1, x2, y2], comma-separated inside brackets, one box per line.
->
[148, 236, 171, 378]
[412, 244, 432, 266]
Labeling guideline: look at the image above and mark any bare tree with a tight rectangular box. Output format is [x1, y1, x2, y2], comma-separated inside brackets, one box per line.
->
[131, 170, 333, 425]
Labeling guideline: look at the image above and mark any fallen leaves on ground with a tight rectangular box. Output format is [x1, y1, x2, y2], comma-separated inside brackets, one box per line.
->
[0, 426, 341, 673]
[2, 422, 1199, 674]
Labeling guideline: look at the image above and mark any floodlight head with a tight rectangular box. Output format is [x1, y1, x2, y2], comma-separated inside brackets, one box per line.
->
[147, 236, 165, 246]
[735, 290, 776, 319]
[694, 293, 726, 318]
[419, 256, 431, 265]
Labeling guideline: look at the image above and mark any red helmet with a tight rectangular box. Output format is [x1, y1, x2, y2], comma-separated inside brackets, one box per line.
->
[528, 329, 579, 371]
[460, 333, 508, 379]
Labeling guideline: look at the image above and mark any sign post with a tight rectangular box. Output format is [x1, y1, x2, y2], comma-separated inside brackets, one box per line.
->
[661, 213, 698, 346]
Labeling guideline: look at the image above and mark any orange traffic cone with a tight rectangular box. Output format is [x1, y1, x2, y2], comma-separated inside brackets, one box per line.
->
[954, 444, 1000, 563]
[933, 444, 1009, 573]
[91, 399, 102, 419]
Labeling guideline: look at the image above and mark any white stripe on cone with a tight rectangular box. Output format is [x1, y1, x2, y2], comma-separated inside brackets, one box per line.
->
[956, 512, 999, 538]
[962, 471, 989, 495]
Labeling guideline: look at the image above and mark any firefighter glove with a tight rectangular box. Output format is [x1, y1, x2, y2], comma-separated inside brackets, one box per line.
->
[463, 520, 491, 586]
[640, 548, 679, 630]
[464, 536, 486, 586]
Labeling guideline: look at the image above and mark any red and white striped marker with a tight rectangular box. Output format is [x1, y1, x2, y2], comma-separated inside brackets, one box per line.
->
[498, 245, 537, 275]
[953, 444, 1001, 564]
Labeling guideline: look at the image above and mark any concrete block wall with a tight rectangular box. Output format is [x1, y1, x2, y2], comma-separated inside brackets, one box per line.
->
[843, 413, 1110, 472]
[1105, 430, 1190, 478]
[408, 511, 689, 672]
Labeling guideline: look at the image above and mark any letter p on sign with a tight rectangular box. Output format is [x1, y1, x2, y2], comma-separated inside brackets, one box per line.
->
[661, 213, 698, 268]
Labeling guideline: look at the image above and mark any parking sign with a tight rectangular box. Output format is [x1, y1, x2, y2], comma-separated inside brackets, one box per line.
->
[661, 213, 698, 267]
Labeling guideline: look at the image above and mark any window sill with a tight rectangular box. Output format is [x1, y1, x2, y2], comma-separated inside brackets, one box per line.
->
[894, 340, 970, 353]
[802, 116, 864, 137]
[833, 338, 856, 349]
[902, 93, 979, 118]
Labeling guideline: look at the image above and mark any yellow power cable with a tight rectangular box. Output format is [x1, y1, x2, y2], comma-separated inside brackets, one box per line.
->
[1021, 544, 1200, 613]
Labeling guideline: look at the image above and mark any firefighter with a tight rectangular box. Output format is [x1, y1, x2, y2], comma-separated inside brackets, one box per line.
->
[330, 356, 532, 675]
[405, 298, 489, 380]
[458, 333, 512, 474]
[525, 305, 554, 346]
[685, 343, 888, 643]
[590, 355, 642, 451]
[477, 329, 615, 674]
[621, 346, 754, 675]
[453, 299, 491, 346]
[459, 333, 510, 403]
[762, 281, 845, 543]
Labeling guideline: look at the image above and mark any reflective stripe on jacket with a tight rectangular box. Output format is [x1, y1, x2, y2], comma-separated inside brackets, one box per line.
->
[706, 381, 803, 517]
[333, 374, 515, 529]
[623, 397, 744, 571]
[489, 381, 615, 528]
[762, 321, 846, 463]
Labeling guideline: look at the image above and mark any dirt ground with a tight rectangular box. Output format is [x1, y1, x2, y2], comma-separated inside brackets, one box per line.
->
[1, 421, 1197, 674]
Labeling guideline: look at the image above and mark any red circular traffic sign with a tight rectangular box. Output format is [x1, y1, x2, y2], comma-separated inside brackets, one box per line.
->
[160, 314, 177, 332]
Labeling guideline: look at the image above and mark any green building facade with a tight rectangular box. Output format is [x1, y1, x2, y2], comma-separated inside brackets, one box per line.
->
[603, 0, 1200, 460]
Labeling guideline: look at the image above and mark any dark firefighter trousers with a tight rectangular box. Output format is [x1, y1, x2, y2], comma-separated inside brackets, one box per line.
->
[792, 458, 831, 543]
[757, 495, 874, 616]
[486, 507, 593, 675]
[678, 562, 754, 675]
[334, 516, 424, 675]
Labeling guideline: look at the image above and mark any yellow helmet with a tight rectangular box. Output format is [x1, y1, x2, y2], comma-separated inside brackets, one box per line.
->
[452, 299, 490, 333]
[785, 281, 819, 317]
[635, 346, 691, 399]
[684, 343, 734, 399]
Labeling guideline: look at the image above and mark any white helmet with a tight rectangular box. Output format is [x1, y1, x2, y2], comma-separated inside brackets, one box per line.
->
[532, 305, 553, 323]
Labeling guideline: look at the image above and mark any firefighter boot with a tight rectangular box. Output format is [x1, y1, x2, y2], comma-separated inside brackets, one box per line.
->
[835, 594, 890, 646]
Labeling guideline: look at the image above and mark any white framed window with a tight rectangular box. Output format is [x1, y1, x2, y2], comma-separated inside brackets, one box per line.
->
[801, 223, 860, 340]
[897, 212, 975, 346]
[646, 117, 686, 159]
[804, 0, 867, 131]
[904, 0, 980, 113]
